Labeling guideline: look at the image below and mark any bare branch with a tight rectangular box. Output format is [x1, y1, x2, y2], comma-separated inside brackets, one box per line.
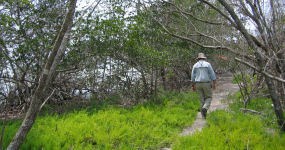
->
[213, 0, 269, 61]
[195, 29, 223, 44]
[169, 9, 224, 45]
[250, 35, 268, 51]
[156, 19, 251, 59]
[240, 108, 263, 115]
[165, 1, 224, 25]
[39, 89, 55, 111]
[268, 0, 280, 50]
[74, 0, 102, 25]
[56, 66, 79, 74]
[0, 77, 37, 85]
[238, 0, 255, 19]
[198, 0, 236, 27]
[200, 0, 268, 53]
[164, 11, 224, 45]
[244, 0, 271, 48]
[235, 57, 285, 83]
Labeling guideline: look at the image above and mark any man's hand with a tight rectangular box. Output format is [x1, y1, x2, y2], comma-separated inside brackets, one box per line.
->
[192, 84, 196, 91]
[212, 80, 216, 90]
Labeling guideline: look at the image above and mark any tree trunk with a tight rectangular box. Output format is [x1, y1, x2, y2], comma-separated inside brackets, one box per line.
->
[160, 67, 167, 90]
[264, 76, 285, 131]
[154, 68, 158, 96]
[277, 52, 285, 110]
[141, 70, 149, 98]
[7, 91, 43, 149]
[213, 0, 285, 131]
[7, 0, 77, 149]
[255, 52, 285, 131]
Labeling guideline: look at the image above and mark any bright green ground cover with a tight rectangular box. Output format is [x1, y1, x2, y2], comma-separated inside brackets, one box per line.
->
[1, 91, 200, 149]
[2, 90, 285, 150]
[172, 93, 285, 150]
[172, 110, 285, 150]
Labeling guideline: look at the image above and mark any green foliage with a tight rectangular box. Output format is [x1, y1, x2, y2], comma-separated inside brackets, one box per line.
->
[2, 92, 199, 149]
[3, 90, 284, 149]
[229, 93, 278, 128]
[1, 120, 21, 148]
[172, 110, 285, 150]
[232, 73, 256, 84]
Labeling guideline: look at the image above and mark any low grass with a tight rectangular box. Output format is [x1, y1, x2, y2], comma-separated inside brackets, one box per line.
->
[172, 110, 285, 150]
[1, 91, 200, 149]
[3, 89, 285, 150]
[172, 92, 285, 150]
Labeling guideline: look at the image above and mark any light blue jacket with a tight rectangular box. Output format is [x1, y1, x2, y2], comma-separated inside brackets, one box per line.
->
[191, 60, 216, 83]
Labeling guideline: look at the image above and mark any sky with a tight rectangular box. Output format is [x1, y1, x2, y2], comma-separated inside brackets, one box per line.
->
[77, 0, 96, 11]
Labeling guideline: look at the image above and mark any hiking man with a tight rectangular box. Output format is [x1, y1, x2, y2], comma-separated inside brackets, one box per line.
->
[191, 53, 216, 119]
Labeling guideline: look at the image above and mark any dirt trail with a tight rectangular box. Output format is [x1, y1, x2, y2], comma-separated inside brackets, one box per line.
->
[162, 73, 239, 150]
[180, 73, 239, 136]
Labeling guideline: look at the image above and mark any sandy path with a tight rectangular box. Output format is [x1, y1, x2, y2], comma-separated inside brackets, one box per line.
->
[180, 73, 239, 136]
[161, 74, 239, 150]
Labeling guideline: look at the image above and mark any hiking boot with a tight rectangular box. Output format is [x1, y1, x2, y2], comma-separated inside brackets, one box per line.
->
[201, 108, 207, 119]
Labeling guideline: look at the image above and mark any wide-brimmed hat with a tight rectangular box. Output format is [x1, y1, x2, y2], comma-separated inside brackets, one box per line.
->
[197, 53, 207, 59]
